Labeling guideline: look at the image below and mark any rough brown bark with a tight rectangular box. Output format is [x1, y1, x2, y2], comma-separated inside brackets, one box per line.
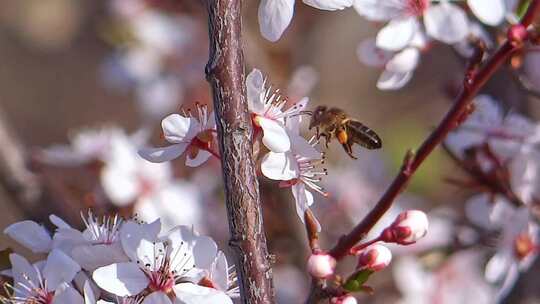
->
[204, 1, 275, 303]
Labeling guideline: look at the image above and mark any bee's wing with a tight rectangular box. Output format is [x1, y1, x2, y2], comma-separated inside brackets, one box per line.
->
[346, 120, 382, 149]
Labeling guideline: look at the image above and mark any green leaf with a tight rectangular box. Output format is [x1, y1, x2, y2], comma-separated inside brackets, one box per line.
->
[343, 269, 374, 292]
[517, 0, 532, 19]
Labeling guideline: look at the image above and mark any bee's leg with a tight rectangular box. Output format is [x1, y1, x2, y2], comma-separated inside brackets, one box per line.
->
[323, 133, 331, 148]
[342, 142, 357, 159]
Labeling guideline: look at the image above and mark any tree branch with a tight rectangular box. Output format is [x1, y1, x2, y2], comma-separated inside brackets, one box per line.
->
[204, 1, 275, 303]
[328, 3, 540, 260]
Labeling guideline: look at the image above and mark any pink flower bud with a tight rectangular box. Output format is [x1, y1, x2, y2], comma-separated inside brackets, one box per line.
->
[507, 24, 527, 45]
[381, 210, 428, 245]
[331, 295, 357, 304]
[356, 244, 392, 271]
[307, 253, 336, 279]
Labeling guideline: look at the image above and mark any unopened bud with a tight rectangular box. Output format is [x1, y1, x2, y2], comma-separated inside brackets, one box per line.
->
[331, 295, 357, 304]
[356, 244, 392, 271]
[381, 210, 428, 245]
[307, 253, 336, 279]
[507, 24, 527, 46]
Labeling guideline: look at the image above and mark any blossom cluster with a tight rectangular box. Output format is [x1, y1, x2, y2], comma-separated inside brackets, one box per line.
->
[1, 213, 237, 304]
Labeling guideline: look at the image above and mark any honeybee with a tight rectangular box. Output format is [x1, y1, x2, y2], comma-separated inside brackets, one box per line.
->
[307, 106, 382, 159]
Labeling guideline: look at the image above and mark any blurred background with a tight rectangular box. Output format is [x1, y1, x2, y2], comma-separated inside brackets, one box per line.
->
[0, 0, 538, 303]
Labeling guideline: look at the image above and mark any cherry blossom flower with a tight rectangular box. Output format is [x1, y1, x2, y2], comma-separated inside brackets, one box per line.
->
[394, 250, 494, 304]
[445, 95, 540, 159]
[39, 127, 130, 166]
[92, 222, 232, 303]
[258, 0, 354, 41]
[2, 250, 82, 304]
[139, 104, 217, 166]
[49, 212, 130, 271]
[260, 112, 326, 229]
[247, 69, 310, 153]
[331, 295, 357, 304]
[358, 31, 428, 90]
[354, 0, 469, 50]
[484, 207, 539, 300]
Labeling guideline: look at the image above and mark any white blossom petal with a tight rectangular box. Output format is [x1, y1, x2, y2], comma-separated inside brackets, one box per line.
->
[467, 0, 505, 26]
[485, 251, 512, 282]
[120, 220, 161, 262]
[162, 114, 199, 143]
[173, 283, 233, 304]
[291, 184, 320, 231]
[303, 0, 353, 10]
[143, 292, 172, 304]
[377, 70, 413, 90]
[424, 3, 469, 44]
[261, 152, 298, 181]
[138, 143, 189, 163]
[386, 47, 420, 73]
[376, 17, 418, 51]
[93, 262, 149, 297]
[211, 251, 229, 292]
[72, 243, 129, 271]
[43, 249, 81, 291]
[4, 221, 52, 253]
[52, 285, 84, 304]
[353, 0, 403, 21]
[101, 165, 139, 206]
[258, 117, 291, 152]
[258, 0, 295, 42]
[246, 69, 266, 114]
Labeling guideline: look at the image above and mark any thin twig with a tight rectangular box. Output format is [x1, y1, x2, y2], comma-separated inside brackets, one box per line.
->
[204, 0, 275, 303]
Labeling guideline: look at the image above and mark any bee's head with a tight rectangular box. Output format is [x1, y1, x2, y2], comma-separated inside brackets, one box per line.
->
[309, 106, 327, 129]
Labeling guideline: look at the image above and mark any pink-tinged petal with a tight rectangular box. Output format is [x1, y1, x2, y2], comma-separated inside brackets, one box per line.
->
[424, 3, 469, 44]
[246, 69, 266, 114]
[162, 114, 199, 143]
[138, 143, 189, 163]
[377, 70, 413, 91]
[257, 117, 291, 152]
[258, 0, 295, 42]
[72, 243, 129, 271]
[173, 283, 233, 304]
[52, 285, 84, 304]
[376, 17, 418, 51]
[185, 150, 212, 167]
[467, 0, 505, 26]
[93, 262, 149, 297]
[142, 291, 172, 304]
[43, 249, 81, 291]
[353, 0, 403, 21]
[261, 152, 298, 181]
[357, 39, 392, 68]
[302, 0, 353, 11]
[4, 221, 52, 253]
